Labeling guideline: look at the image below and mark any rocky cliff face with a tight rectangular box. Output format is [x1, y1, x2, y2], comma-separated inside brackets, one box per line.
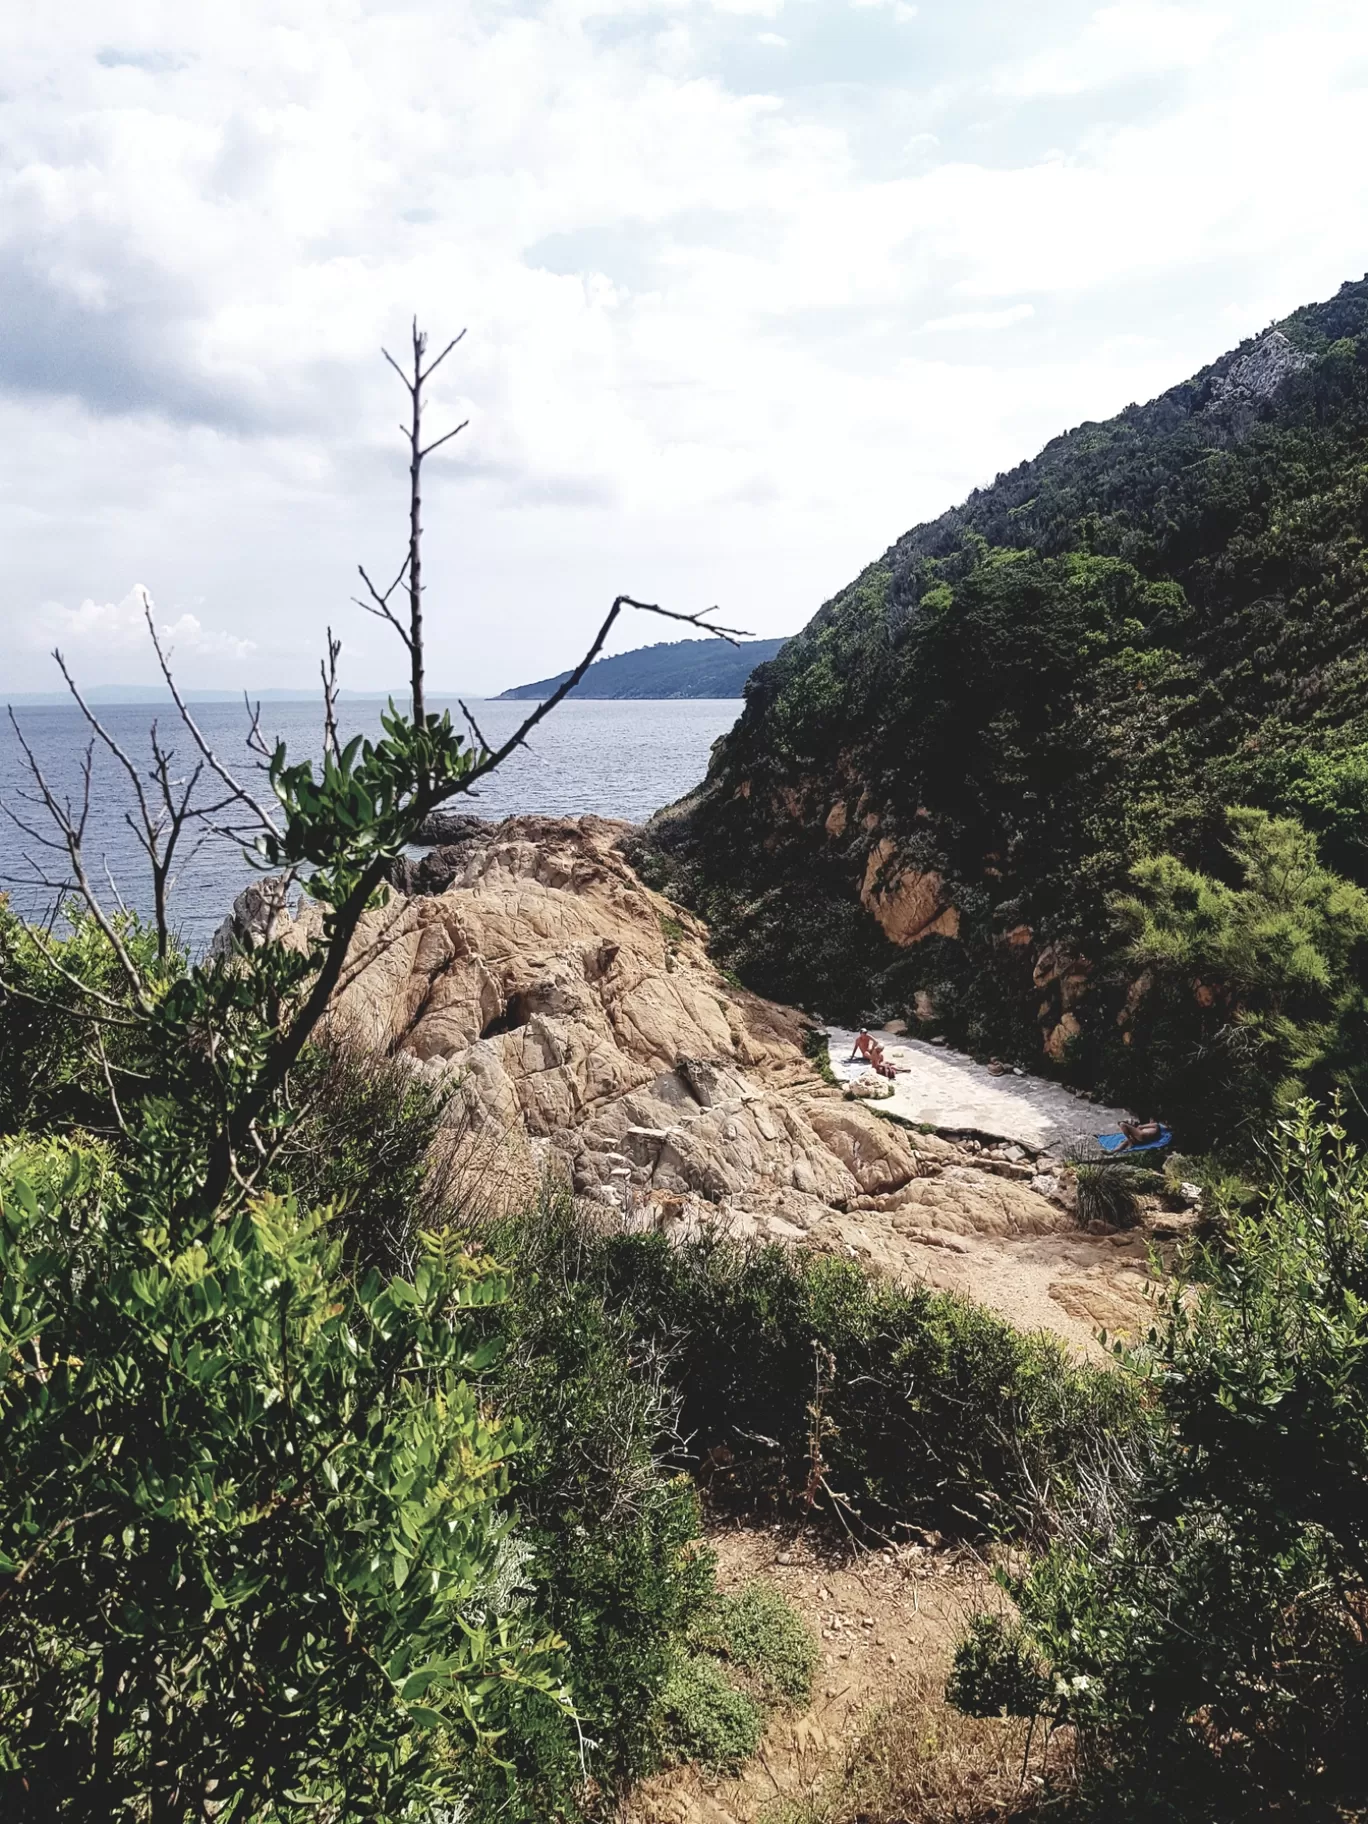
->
[256, 817, 1167, 1355]
[642, 278, 1368, 1132]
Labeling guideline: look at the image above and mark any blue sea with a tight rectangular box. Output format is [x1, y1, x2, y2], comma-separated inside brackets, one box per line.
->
[0, 696, 740, 949]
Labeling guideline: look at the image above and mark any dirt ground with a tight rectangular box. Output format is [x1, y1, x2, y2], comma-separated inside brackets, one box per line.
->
[627, 1521, 1043, 1824]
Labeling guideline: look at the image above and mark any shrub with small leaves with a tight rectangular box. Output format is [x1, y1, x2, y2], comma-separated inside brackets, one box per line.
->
[0, 1145, 566, 1821]
[702, 1583, 818, 1706]
[950, 1103, 1368, 1819]
[657, 1653, 766, 1773]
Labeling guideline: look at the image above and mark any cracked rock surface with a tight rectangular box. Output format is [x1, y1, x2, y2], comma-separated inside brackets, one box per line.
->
[287, 815, 1164, 1355]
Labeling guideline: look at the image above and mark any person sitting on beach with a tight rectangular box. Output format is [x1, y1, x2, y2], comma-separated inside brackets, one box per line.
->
[1116, 1118, 1163, 1152]
[848, 1030, 905, 1080]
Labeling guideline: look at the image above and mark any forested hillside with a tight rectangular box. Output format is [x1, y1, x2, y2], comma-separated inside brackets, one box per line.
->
[645, 277, 1368, 1155]
[498, 635, 786, 699]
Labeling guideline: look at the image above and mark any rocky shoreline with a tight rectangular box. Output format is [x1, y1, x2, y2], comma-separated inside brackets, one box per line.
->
[220, 815, 1190, 1356]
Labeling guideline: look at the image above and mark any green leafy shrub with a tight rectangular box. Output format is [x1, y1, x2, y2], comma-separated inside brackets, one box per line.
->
[945, 1613, 1047, 1721]
[657, 1652, 765, 1773]
[475, 1209, 722, 1799]
[1114, 807, 1368, 1151]
[659, 1583, 817, 1775]
[269, 1037, 459, 1275]
[706, 1583, 818, 1705]
[0, 1147, 565, 1820]
[489, 1200, 1136, 1542]
[802, 1024, 840, 1085]
[0, 901, 175, 1139]
[949, 1102, 1368, 1819]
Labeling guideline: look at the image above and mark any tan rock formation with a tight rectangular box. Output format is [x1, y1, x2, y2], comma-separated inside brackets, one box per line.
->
[288, 816, 1157, 1356]
[859, 840, 959, 945]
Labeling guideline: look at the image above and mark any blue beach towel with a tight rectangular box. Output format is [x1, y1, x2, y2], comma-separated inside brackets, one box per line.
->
[1095, 1126, 1173, 1155]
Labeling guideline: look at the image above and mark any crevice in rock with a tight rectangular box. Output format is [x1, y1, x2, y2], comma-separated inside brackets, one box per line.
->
[481, 992, 533, 1039]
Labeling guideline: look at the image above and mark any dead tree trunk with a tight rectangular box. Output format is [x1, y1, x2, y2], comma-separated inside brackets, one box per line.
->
[360, 320, 468, 725]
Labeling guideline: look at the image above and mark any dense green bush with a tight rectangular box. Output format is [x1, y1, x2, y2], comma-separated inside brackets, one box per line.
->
[1071, 1162, 1146, 1229]
[704, 1583, 820, 1705]
[0, 1137, 563, 1820]
[950, 1103, 1368, 1819]
[268, 1039, 459, 1275]
[480, 1256, 717, 1800]
[489, 1201, 1136, 1542]
[656, 1583, 818, 1773]
[0, 901, 175, 1137]
[1113, 807, 1368, 1152]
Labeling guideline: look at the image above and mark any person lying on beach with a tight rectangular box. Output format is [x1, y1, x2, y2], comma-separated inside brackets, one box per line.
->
[1116, 1118, 1164, 1152]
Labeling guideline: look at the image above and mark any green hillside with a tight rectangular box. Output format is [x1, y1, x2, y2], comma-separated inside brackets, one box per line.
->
[645, 277, 1368, 1155]
[498, 635, 787, 699]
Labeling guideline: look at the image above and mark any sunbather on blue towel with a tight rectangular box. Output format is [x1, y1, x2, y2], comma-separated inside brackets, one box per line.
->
[1117, 1119, 1163, 1151]
[1095, 1119, 1171, 1154]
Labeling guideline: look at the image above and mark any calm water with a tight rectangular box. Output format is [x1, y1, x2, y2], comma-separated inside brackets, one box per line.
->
[0, 696, 739, 949]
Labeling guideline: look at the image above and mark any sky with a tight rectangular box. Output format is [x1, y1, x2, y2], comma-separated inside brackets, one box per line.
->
[3, 0, 1368, 698]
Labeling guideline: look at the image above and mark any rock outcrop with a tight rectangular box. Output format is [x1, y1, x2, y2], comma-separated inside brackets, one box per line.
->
[280, 816, 1163, 1355]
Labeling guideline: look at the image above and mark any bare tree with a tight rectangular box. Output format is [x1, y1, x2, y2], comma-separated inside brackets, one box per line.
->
[355, 319, 469, 725]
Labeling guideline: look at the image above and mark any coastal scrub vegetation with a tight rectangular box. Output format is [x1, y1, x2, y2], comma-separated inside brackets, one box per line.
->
[0, 902, 1130, 1819]
[4, 300, 1368, 1824]
[951, 1102, 1368, 1820]
[647, 277, 1368, 1161]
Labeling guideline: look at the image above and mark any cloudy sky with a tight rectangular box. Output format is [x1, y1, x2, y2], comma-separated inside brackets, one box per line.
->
[3, 0, 1367, 696]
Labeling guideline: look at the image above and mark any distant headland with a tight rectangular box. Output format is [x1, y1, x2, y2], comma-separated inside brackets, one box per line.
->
[497, 635, 789, 700]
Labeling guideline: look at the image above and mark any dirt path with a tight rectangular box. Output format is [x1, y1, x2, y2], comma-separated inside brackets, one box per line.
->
[629, 1524, 1043, 1824]
[826, 1027, 1135, 1155]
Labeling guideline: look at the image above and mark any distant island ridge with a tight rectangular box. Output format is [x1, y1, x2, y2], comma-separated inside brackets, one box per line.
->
[497, 635, 789, 700]
[7, 639, 791, 707]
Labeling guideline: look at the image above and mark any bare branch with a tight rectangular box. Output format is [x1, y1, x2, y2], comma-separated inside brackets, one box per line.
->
[456, 699, 491, 755]
[456, 595, 753, 796]
[363, 320, 469, 726]
[1, 795, 74, 856]
[242, 696, 272, 762]
[142, 593, 279, 839]
[103, 856, 131, 917]
[417, 419, 468, 462]
[354, 560, 413, 649]
[4, 710, 150, 1007]
[620, 597, 751, 647]
[95, 1027, 129, 1135]
[381, 346, 415, 395]
[418, 327, 465, 385]
[53, 647, 159, 844]
[320, 626, 342, 763]
[50, 651, 216, 960]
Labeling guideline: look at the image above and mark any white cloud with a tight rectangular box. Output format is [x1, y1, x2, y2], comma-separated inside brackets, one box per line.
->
[756, 31, 788, 46]
[0, 0, 1366, 695]
[35, 588, 255, 662]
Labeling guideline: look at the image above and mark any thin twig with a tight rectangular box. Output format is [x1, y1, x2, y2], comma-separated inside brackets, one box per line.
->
[354, 560, 412, 649]
[142, 593, 279, 837]
[95, 1027, 129, 1135]
[4, 710, 151, 1006]
[456, 699, 490, 754]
